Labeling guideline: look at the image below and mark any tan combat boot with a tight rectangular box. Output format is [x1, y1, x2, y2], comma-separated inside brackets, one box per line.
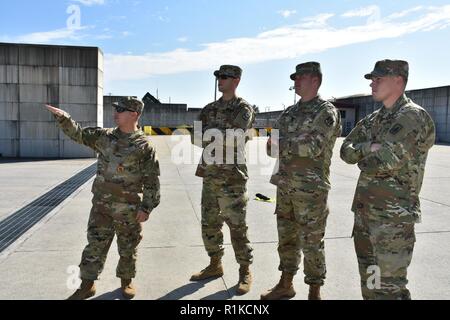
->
[260, 272, 296, 300]
[190, 256, 224, 281]
[236, 265, 252, 295]
[121, 279, 136, 299]
[67, 279, 96, 300]
[308, 284, 321, 300]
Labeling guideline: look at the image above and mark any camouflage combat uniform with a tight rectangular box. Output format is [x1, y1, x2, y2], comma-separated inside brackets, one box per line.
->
[194, 92, 255, 266]
[269, 91, 341, 285]
[340, 60, 436, 299]
[54, 99, 160, 281]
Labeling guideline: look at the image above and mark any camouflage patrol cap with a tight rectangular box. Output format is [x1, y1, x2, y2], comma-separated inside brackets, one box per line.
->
[290, 62, 322, 80]
[213, 65, 242, 78]
[112, 96, 144, 113]
[364, 59, 409, 81]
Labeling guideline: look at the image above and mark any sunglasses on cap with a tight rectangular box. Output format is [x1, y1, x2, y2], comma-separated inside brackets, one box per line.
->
[216, 75, 235, 80]
[114, 106, 134, 113]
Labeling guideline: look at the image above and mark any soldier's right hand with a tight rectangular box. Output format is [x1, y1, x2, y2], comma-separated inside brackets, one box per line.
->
[45, 104, 66, 117]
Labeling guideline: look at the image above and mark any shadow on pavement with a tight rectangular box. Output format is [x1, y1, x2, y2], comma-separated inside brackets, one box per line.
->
[157, 277, 230, 300]
[92, 288, 127, 300]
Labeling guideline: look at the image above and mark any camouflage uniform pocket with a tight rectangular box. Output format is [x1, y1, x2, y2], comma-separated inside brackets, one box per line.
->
[274, 188, 295, 221]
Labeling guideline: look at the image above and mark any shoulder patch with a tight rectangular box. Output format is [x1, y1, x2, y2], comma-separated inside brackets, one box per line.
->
[242, 111, 251, 121]
[325, 116, 335, 127]
[389, 123, 403, 135]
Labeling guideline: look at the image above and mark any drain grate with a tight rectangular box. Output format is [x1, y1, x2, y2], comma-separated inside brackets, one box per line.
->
[0, 162, 97, 253]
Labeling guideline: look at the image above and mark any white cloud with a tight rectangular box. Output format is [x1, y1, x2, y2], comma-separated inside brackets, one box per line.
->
[387, 6, 424, 20]
[14, 27, 86, 43]
[3, 24, 94, 44]
[72, 0, 105, 6]
[177, 37, 188, 43]
[101, 5, 450, 81]
[300, 13, 335, 28]
[278, 10, 297, 18]
[342, 5, 380, 18]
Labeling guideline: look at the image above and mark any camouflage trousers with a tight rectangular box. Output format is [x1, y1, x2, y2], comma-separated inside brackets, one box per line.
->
[201, 177, 253, 265]
[79, 198, 143, 280]
[275, 186, 329, 285]
[352, 213, 415, 300]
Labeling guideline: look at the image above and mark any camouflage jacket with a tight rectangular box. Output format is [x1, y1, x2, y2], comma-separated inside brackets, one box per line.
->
[193, 96, 255, 182]
[340, 94, 435, 223]
[55, 113, 160, 214]
[269, 96, 342, 192]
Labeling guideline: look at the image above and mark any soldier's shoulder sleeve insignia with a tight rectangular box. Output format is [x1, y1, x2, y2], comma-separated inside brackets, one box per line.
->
[324, 115, 335, 127]
[242, 110, 251, 121]
[389, 123, 404, 135]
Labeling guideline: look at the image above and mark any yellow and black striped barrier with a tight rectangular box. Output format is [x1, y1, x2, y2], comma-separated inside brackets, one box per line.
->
[143, 126, 272, 136]
[251, 128, 272, 136]
[143, 126, 193, 136]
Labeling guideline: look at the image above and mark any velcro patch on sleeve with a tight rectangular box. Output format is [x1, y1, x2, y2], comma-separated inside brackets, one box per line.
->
[389, 123, 403, 135]
[325, 116, 335, 127]
[242, 111, 251, 121]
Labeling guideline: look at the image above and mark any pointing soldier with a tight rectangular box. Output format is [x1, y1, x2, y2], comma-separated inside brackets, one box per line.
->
[340, 60, 435, 299]
[46, 97, 160, 300]
[190, 65, 255, 295]
[261, 62, 342, 300]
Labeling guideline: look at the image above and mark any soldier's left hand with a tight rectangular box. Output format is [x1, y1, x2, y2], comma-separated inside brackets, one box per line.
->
[136, 210, 150, 223]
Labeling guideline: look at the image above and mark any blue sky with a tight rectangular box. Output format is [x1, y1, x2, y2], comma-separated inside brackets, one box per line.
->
[1, 0, 450, 110]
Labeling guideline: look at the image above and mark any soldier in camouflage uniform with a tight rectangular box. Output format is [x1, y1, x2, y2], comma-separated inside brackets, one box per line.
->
[190, 65, 256, 295]
[261, 62, 341, 300]
[340, 60, 435, 300]
[45, 97, 160, 300]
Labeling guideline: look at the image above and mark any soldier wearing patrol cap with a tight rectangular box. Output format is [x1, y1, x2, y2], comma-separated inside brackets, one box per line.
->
[45, 96, 160, 300]
[190, 65, 256, 295]
[340, 59, 436, 299]
[261, 62, 342, 300]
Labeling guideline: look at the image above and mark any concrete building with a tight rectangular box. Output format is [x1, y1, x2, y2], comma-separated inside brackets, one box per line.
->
[140, 92, 201, 128]
[2, 42, 447, 158]
[103, 92, 201, 129]
[0, 43, 103, 158]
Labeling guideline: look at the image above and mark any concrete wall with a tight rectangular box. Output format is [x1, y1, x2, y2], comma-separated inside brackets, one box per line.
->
[254, 110, 282, 129]
[334, 86, 450, 142]
[103, 95, 202, 128]
[0, 43, 103, 158]
[140, 104, 201, 127]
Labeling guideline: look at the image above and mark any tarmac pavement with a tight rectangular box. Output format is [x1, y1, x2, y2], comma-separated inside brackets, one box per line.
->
[0, 136, 449, 300]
